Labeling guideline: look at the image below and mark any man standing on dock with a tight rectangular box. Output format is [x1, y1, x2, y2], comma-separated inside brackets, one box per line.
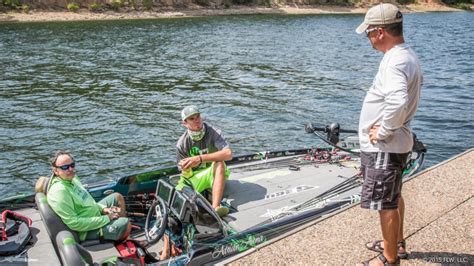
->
[356, 3, 423, 265]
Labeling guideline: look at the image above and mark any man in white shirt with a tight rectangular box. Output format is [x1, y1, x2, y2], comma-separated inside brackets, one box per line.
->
[355, 3, 422, 265]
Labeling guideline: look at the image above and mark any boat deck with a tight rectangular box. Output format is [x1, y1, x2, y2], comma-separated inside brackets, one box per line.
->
[4, 208, 61, 265]
[229, 149, 474, 265]
[224, 155, 360, 231]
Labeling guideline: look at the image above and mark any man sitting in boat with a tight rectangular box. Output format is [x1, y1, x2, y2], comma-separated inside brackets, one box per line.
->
[47, 151, 132, 242]
[175, 105, 233, 217]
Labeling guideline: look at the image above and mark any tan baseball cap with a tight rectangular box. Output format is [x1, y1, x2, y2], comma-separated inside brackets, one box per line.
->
[356, 3, 403, 34]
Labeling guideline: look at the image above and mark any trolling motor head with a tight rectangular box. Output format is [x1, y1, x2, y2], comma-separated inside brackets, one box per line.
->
[326, 123, 340, 145]
[304, 123, 315, 133]
[305, 122, 340, 144]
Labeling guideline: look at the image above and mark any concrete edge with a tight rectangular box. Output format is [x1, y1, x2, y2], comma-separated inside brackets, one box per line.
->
[219, 147, 474, 265]
[404, 147, 474, 184]
[216, 202, 354, 266]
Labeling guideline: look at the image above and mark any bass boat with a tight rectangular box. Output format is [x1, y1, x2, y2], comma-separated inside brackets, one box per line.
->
[0, 123, 426, 265]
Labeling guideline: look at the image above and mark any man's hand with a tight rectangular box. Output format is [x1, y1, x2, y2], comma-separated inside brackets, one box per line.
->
[107, 212, 120, 221]
[179, 156, 201, 170]
[103, 206, 121, 215]
[103, 206, 121, 220]
[369, 125, 380, 144]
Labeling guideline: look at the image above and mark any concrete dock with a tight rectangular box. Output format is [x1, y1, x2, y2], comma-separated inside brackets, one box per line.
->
[228, 148, 474, 265]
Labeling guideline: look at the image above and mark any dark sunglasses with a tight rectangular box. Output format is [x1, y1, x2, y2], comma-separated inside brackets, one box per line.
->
[56, 162, 75, 171]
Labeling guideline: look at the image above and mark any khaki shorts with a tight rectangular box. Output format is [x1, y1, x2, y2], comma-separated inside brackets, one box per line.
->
[360, 152, 408, 211]
[176, 162, 230, 193]
[84, 194, 129, 241]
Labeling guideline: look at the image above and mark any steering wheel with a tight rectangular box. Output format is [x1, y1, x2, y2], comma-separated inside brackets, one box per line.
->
[144, 196, 168, 245]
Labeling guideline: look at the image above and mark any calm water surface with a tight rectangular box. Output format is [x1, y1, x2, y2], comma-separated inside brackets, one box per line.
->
[0, 12, 473, 199]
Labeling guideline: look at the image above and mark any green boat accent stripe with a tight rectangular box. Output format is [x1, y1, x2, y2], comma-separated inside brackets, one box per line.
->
[63, 237, 76, 245]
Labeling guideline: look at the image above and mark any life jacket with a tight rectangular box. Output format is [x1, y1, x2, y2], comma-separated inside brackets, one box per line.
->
[0, 210, 32, 256]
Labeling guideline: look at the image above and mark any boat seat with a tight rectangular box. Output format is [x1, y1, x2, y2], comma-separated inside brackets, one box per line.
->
[43, 175, 53, 195]
[35, 192, 80, 248]
[56, 231, 123, 266]
[35, 193, 113, 256]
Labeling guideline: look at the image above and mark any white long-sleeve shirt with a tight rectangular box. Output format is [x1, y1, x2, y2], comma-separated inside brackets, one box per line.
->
[359, 43, 423, 153]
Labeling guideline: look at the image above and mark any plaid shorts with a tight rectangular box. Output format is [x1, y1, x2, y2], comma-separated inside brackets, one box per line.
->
[360, 151, 408, 210]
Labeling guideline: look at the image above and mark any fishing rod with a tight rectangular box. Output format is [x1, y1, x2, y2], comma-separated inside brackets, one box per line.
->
[230, 157, 304, 173]
[294, 175, 361, 211]
[266, 174, 362, 221]
[304, 122, 360, 155]
[232, 147, 353, 174]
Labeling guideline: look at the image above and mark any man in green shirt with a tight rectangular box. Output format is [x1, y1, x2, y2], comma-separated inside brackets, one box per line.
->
[47, 151, 131, 242]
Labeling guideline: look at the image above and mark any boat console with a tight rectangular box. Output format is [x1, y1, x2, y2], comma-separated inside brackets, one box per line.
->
[155, 179, 194, 223]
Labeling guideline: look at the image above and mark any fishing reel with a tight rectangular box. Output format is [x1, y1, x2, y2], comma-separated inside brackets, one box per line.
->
[305, 122, 343, 145]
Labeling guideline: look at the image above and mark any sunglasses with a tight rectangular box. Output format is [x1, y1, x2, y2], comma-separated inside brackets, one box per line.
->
[365, 27, 380, 37]
[56, 162, 75, 171]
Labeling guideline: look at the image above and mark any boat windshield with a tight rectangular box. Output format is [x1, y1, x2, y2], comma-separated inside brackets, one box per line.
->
[192, 197, 222, 239]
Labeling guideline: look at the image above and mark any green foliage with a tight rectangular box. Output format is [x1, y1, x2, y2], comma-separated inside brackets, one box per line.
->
[397, 0, 416, 4]
[454, 2, 472, 9]
[129, 0, 138, 10]
[2, 0, 20, 9]
[143, 0, 153, 10]
[441, 0, 472, 9]
[67, 2, 79, 12]
[196, 0, 210, 6]
[89, 2, 101, 12]
[20, 3, 28, 12]
[264, 0, 272, 7]
[231, 0, 253, 4]
[110, 0, 122, 11]
[441, 0, 472, 4]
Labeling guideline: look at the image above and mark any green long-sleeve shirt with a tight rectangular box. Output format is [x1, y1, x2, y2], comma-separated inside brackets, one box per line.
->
[47, 175, 110, 241]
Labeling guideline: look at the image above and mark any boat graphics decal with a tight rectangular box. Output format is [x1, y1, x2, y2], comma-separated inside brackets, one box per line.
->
[264, 185, 317, 200]
[262, 193, 362, 220]
[211, 234, 266, 259]
[260, 204, 299, 218]
[239, 169, 291, 183]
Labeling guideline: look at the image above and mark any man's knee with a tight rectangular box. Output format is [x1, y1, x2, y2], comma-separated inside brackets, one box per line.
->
[214, 161, 224, 169]
[379, 209, 398, 219]
[119, 222, 132, 241]
[213, 161, 225, 176]
[114, 192, 125, 203]
[113, 192, 127, 216]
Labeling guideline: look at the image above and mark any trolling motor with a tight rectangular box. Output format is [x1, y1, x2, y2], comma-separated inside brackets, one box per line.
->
[327, 123, 340, 145]
[305, 122, 357, 145]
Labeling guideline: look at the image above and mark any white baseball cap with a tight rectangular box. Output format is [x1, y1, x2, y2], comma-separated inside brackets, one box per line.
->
[356, 3, 403, 34]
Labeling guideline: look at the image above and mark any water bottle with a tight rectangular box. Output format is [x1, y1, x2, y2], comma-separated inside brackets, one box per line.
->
[182, 168, 193, 178]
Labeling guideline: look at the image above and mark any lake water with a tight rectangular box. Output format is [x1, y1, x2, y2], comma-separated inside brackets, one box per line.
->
[0, 12, 472, 199]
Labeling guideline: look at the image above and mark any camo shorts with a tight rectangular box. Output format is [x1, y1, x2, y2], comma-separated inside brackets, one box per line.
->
[360, 151, 408, 210]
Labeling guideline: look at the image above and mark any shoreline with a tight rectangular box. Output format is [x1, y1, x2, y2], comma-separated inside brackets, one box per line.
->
[0, 4, 463, 23]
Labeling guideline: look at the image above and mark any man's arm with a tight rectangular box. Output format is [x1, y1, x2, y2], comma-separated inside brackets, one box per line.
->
[180, 147, 232, 170]
[202, 147, 232, 162]
[47, 187, 110, 232]
[376, 64, 409, 141]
